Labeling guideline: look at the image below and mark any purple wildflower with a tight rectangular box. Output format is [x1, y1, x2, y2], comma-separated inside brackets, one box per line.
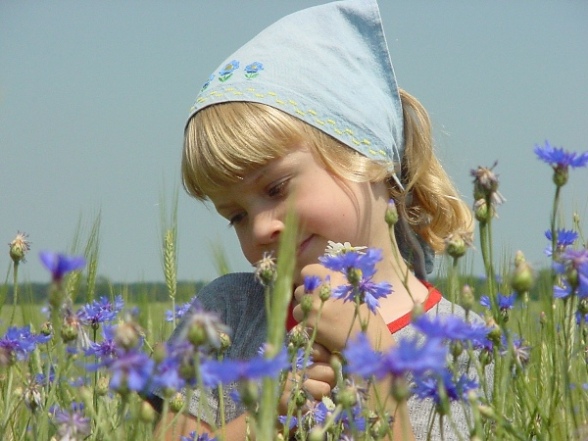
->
[200, 348, 289, 387]
[380, 336, 448, 378]
[85, 325, 118, 359]
[319, 248, 393, 313]
[480, 294, 516, 311]
[0, 325, 50, 366]
[180, 432, 216, 441]
[51, 402, 91, 441]
[303, 275, 322, 293]
[165, 300, 194, 323]
[545, 229, 579, 248]
[413, 314, 491, 345]
[77, 295, 124, 329]
[39, 251, 86, 282]
[553, 248, 588, 298]
[534, 140, 588, 169]
[107, 349, 155, 393]
[413, 369, 478, 407]
[343, 333, 382, 378]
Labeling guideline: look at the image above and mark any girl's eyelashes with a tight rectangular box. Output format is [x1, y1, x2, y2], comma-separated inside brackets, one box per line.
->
[228, 212, 247, 227]
[267, 178, 289, 198]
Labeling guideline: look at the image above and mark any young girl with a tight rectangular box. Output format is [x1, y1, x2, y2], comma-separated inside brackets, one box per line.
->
[156, 0, 474, 439]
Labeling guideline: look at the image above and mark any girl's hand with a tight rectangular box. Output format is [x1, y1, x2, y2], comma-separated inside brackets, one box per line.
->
[278, 342, 336, 415]
[292, 264, 395, 353]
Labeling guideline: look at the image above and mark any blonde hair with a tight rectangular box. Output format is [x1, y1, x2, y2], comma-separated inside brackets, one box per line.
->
[182, 90, 473, 253]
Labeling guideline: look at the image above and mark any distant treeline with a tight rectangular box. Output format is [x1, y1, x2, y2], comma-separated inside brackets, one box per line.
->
[2, 268, 553, 305]
[1, 279, 207, 305]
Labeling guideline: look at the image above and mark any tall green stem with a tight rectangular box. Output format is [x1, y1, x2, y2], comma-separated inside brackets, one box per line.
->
[9, 262, 19, 325]
[256, 207, 297, 440]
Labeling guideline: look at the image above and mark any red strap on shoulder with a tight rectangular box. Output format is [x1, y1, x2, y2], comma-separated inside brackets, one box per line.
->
[387, 282, 442, 334]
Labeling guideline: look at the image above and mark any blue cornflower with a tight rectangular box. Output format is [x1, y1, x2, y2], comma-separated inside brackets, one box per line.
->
[39, 251, 86, 282]
[343, 333, 382, 378]
[501, 337, 530, 367]
[78, 295, 124, 329]
[320, 248, 392, 313]
[303, 275, 322, 293]
[553, 248, 588, 298]
[165, 300, 194, 323]
[180, 432, 216, 441]
[320, 248, 380, 275]
[413, 369, 478, 409]
[545, 229, 578, 248]
[534, 140, 588, 169]
[413, 314, 491, 345]
[151, 342, 186, 392]
[545, 228, 579, 256]
[480, 294, 516, 311]
[294, 348, 313, 370]
[200, 348, 289, 387]
[51, 402, 91, 441]
[107, 349, 155, 393]
[0, 325, 50, 365]
[380, 336, 447, 377]
[85, 325, 118, 359]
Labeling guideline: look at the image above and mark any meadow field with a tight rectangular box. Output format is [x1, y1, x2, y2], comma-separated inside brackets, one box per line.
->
[2, 142, 588, 440]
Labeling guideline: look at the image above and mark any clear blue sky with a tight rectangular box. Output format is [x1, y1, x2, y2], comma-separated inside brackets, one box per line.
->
[2, 1, 588, 284]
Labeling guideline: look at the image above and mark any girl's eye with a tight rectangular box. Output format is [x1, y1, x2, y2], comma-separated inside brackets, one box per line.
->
[228, 212, 247, 227]
[267, 179, 289, 198]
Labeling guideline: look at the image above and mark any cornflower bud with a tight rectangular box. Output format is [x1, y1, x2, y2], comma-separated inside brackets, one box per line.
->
[239, 380, 259, 410]
[300, 294, 313, 316]
[114, 321, 141, 350]
[8, 232, 31, 264]
[96, 376, 110, 396]
[40, 321, 53, 337]
[187, 322, 207, 347]
[218, 332, 232, 353]
[485, 316, 502, 344]
[293, 388, 307, 408]
[152, 342, 167, 364]
[445, 231, 472, 259]
[61, 316, 80, 343]
[473, 199, 490, 223]
[451, 341, 464, 358]
[308, 428, 325, 441]
[287, 326, 309, 349]
[337, 387, 358, 408]
[169, 392, 185, 413]
[254, 252, 276, 286]
[460, 284, 475, 311]
[385, 199, 399, 226]
[391, 376, 410, 402]
[318, 283, 332, 302]
[511, 250, 535, 294]
[139, 401, 156, 423]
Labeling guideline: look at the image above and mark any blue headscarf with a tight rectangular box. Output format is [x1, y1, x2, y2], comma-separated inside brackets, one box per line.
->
[189, 0, 404, 185]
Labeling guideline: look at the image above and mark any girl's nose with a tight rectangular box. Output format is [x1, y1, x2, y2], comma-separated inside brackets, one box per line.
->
[251, 210, 284, 245]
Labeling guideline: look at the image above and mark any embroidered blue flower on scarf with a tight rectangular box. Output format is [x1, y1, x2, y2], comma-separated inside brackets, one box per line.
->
[218, 60, 239, 82]
[200, 74, 215, 92]
[245, 62, 264, 79]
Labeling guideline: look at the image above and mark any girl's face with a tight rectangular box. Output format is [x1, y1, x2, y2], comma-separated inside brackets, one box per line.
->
[208, 147, 391, 285]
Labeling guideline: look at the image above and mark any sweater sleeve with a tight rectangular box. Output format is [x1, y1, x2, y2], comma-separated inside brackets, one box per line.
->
[157, 272, 268, 426]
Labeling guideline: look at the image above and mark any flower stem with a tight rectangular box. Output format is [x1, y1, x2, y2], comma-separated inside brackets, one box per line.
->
[9, 261, 19, 326]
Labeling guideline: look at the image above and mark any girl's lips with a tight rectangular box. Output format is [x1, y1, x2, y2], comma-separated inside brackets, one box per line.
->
[297, 234, 314, 257]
